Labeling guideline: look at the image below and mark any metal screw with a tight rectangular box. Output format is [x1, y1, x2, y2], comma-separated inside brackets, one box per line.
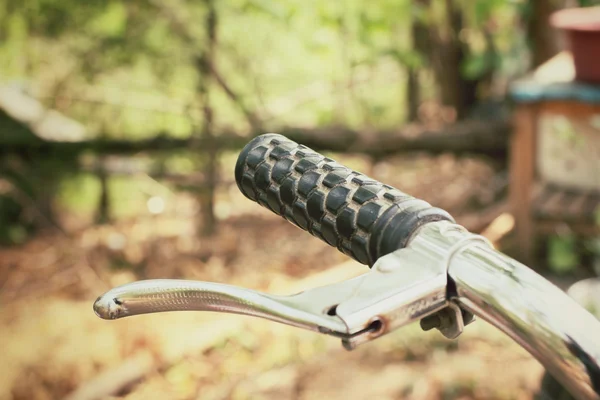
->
[420, 314, 441, 331]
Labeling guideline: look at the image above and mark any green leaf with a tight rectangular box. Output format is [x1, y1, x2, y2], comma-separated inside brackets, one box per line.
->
[474, 0, 491, 25]
[578, 0, 600, 7]
[461, 53, 488, 79]
[8, 225, 27, 244]
[245, 0, 288, 20]
[381, 48, 423, 69]
[88, 2, 127, 38]
[548, 235, 580, 274]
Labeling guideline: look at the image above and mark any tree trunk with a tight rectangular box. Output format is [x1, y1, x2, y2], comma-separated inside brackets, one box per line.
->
[406, 69, 420, 122]
[197, 0, 218, 236]
[426, 0, 483, 119]
[407, 6, 430, 122]
[527, 0, 560, 68]
[95, 156, 110, 224]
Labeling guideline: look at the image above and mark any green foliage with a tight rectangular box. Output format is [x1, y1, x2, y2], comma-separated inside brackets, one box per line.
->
[471, 0, 507, 27]
[0, 0, 555, 237]
[0, 0, 530, 137]
[383, 48, 423, 70]
[56, 173, 101, 214]
[242, 0, 290, 21]
[0, 158, 65, 245]
[2, 0, 103, 38]
[0, 194, 28, 245]
[462, 53, 490, 80]
[577, 0, 600, 6]
[548, 234, 580, 274]
[87, 2, 127, 38]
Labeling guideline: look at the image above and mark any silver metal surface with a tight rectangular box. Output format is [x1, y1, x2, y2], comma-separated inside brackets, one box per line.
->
[336, 223, 487, 348]
[93, 243, 457, 348]
[93, 279, 348, 334]
[93, 224, 483, 348]
[394, 220, 600, 400]
[568, 278, 600, 317]
[432, 224, 600, 400]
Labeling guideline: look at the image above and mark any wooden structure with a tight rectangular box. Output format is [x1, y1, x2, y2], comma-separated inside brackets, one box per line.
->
[509, 52, 600, 264]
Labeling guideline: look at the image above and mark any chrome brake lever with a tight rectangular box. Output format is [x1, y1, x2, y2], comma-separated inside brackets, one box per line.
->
[94, 222, 488, 350]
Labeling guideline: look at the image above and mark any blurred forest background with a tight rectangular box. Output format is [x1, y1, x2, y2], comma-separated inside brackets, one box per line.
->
[1, 0, 599, 399]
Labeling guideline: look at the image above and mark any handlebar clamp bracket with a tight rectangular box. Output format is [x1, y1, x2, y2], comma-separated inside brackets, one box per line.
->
[309, 221, 488, 349]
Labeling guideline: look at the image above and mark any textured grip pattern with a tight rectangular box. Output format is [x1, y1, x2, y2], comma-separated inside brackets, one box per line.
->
[235, 134, 454, 266]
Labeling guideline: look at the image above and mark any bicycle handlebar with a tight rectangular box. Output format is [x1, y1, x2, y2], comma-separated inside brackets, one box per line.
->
[235, 133, 600, 400]
[93, 133, 600, 400]
[235, 133, 453, 266]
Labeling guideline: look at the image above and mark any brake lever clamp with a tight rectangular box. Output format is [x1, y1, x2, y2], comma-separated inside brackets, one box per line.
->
[307, 221, 488, 349]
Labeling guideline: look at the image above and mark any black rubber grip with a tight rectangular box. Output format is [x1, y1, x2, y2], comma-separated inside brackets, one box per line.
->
[235, 134, 454, 267]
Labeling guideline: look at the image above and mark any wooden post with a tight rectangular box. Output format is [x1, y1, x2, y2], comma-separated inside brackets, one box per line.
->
[510, 104, 538, 265]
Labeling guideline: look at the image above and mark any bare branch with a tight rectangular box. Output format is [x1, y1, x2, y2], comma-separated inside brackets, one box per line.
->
[210, 65, 262, 130]
[149, 0, 262, 131]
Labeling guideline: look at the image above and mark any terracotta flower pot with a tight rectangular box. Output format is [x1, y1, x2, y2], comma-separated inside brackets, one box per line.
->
[551, 6, 600, 83]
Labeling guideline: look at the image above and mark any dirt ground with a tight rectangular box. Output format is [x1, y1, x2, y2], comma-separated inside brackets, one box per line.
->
[0, 153, 548, 400]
